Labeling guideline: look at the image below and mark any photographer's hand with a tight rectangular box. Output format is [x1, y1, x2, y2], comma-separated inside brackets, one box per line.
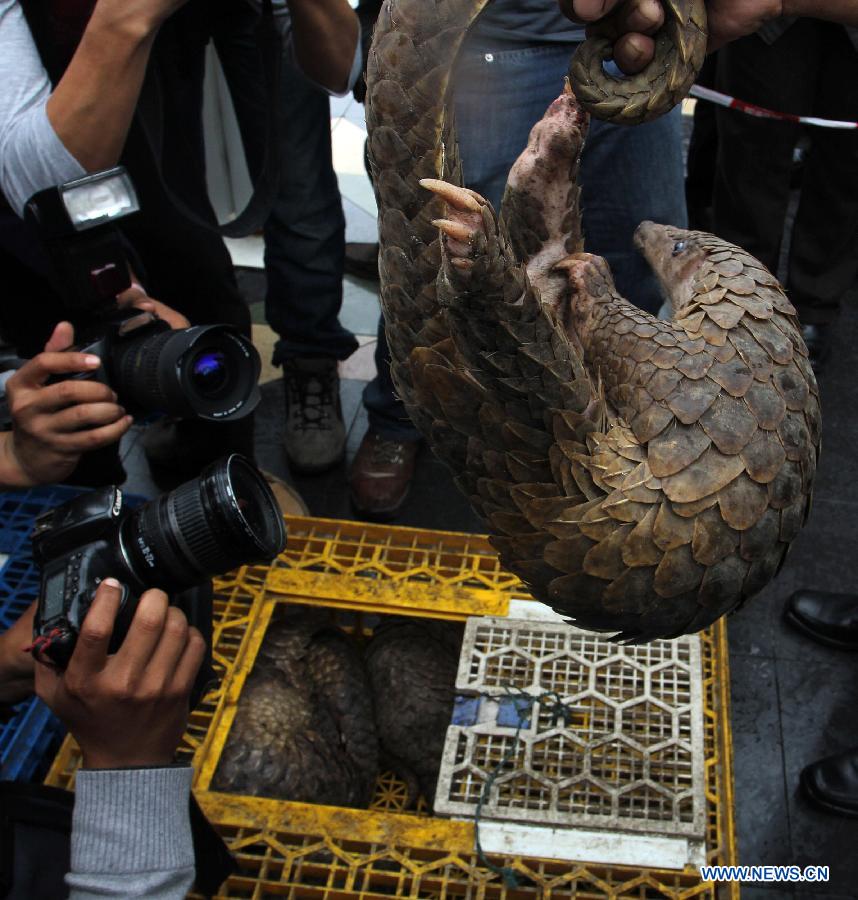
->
[117, 283, 191, 330]
[35, 579, 205, 769]
[1, 323, 132, 487]
[558, 1, 858, 70]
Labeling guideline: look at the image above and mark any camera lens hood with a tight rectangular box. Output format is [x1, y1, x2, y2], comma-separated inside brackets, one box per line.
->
[120, 454, 286, 591]
[115, 324, 261, 422]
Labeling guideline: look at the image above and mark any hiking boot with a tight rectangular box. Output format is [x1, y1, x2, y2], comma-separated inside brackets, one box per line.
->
[283, 358, 345, 474]
[349, 428, 419, 519]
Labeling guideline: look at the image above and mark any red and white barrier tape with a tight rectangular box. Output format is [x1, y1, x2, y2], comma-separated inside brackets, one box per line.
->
[690, 84, 858, 130]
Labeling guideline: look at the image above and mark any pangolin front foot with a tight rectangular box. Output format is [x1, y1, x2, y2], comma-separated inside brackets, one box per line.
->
[420, 178, 493, 274]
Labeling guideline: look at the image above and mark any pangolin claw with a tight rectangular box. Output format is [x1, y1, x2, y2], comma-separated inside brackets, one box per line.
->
[420, 178, 485, 211]
[431, 218, 477, 244]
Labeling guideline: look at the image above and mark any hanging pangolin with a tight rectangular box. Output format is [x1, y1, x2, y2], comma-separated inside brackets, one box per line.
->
[365, 1, 820, 640]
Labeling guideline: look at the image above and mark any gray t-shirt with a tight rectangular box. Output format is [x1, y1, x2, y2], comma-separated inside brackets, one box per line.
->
[471, 0, 584, 46]
[0, 0, 86, 215]
[0, 0, 360, 216]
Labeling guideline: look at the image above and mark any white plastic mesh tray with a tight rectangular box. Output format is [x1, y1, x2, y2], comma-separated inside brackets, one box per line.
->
[434, 617, 706, 842]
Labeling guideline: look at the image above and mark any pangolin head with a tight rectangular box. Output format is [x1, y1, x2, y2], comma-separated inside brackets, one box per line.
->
[634, 221, 711, 316]
[510, 84, 588, 173]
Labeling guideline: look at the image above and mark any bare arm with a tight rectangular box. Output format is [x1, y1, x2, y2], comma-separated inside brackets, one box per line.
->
[561, 0, 858, 72]
[45, 0, 187, 173]
[784, 0, 858, 26]
[0, 0, 187, 211]
[287, 0, 360, 94]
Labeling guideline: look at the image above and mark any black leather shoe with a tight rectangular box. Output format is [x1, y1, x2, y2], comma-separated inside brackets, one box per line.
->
[784, 590, 858, 650]
[800, 748, 858, 817]
[801, 323, 831, 373]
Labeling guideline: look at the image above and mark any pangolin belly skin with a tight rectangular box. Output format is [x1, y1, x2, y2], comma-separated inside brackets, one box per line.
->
[366, 2, 820, 640]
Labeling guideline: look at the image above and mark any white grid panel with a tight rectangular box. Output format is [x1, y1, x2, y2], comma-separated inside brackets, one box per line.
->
[435, 617, 706, 841]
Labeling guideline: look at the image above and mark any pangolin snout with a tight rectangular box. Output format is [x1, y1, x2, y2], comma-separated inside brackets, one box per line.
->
[633, 220, 661, 253]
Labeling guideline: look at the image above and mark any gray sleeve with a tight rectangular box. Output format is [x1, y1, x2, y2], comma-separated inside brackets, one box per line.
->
[0, 0, 86, 215]
[67, 766, 196, 900]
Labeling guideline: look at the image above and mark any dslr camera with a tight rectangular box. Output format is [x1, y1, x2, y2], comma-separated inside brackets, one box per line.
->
[24, 167, 260, 421]
[31, 454, 286, 668]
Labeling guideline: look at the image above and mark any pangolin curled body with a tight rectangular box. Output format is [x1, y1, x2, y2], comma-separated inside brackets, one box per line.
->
[365, 1, 820, 641]
[212, 609, 379, 805]
[365, 618, 464, 807]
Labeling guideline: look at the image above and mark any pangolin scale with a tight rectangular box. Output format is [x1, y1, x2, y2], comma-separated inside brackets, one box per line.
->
[365, 618, 464, 807]
[366, 0, 820, 641]
[212, 609, 379, 805]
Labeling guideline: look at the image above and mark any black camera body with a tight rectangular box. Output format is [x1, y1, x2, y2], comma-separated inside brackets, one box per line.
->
[32, 487, 145, 667]
[24, 167, 261, 422]
[31, 455, 287, 669]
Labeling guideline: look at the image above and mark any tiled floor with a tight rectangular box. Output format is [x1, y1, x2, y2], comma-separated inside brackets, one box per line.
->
[118, 93, 858, 895]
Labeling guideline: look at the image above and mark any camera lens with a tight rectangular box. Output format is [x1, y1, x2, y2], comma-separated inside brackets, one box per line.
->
[191, 350, 228, 396]
[119, 454, 286, 592]
[112, 323, 261, 421]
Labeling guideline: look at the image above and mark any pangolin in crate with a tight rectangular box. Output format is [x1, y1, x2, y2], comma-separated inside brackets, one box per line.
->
[365, 0, 820, 640]
[212, 609, 379, 806]
[365, 618, 464, 807]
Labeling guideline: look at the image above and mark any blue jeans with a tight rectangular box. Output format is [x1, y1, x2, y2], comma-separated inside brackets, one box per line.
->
[453, 41, 688, 313]
[363, 315, 422, 440]
[213, 3, 359, 365]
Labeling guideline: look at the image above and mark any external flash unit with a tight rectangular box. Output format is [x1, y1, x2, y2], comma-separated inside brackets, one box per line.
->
[59, 169, 140, 231]
[24, 167, 140, 315]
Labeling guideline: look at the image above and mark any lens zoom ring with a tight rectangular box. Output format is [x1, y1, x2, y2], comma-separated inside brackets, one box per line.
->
[168, 480, 226, 575]
[118, 329, 174, 409]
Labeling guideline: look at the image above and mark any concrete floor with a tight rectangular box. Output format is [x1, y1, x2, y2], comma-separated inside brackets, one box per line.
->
[116, 93, 858, 897]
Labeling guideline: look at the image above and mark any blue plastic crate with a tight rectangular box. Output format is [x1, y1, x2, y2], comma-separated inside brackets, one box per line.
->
[0, 485, 84, 558]
[0, 697, 62, 781]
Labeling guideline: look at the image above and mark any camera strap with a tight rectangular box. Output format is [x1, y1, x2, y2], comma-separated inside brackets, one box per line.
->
[134, 0, 283, 238]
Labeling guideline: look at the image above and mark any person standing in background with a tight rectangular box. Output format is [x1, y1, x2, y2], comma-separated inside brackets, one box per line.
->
[710, 17, 858, 372]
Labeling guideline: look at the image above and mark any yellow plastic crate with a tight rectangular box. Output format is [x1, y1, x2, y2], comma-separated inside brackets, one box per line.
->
[45, 516, 737, 899]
